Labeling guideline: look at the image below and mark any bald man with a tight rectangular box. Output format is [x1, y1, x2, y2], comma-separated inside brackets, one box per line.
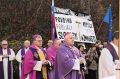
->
[0, 40, 15, 79]
[16, 40, 30, 79]
[55, 33, 86, 79]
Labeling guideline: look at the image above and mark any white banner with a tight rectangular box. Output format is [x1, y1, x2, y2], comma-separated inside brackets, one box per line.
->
[55, 14, 96, 43]
[75, 16, 96, 43]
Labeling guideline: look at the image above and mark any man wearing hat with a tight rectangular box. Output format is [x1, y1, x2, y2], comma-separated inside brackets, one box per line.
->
[0, 40, 15, 79]
[21, 34, 50, 79]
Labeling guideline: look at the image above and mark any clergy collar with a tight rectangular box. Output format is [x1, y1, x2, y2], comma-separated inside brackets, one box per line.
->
[30, 44, 38, 50]
[62, 43, 76, 51]
[30, 44, 43, 51]
[3, 48, 7, 50]
[24, 47, 29, 50]
[63, 43, 74, 48]
[51, 45, 57, 49]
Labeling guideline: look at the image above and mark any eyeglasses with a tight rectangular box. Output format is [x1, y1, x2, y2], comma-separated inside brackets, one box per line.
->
[37, 40, 43, 42]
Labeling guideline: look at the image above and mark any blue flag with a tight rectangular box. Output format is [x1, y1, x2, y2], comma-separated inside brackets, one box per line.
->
[103, 5, 112, 42]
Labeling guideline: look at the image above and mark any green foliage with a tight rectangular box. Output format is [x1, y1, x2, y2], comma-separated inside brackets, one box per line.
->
[0, 0, 118, 43]
[9, 40, 22, 53]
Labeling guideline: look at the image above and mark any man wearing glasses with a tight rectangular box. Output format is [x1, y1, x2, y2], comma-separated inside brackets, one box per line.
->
[21, 34, 50, 79]
[0, 40, 15, 79]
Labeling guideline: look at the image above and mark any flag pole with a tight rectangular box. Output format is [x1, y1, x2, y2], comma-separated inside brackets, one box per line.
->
[52, 0, 54, 6]
[118, 1, 120, 79]
[96, 20, 103, 35]
[51, 0, 55, 40]
[119, 0, 120, 63]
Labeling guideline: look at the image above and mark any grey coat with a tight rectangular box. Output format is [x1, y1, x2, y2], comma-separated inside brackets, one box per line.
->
[86, 48, 98, 70]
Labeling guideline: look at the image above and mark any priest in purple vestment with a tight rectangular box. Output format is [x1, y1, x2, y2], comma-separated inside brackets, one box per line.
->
[21, 34, 50, 79]
[0, 40, 15, 79]
[46, 39, 61, 79]
[55, 33, 86, 79]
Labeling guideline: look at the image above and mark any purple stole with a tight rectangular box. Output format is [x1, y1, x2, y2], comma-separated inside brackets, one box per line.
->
[105, 43, 119, 61]
[21, 48, 25, 60]
[0, 48, 12, 79]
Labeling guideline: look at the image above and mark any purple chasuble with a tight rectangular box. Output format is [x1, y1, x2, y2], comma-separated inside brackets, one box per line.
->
[21, 45, 48, 79]
[46, 45, 57, 67]
[46, 45, 58, 79]
[55, 43, 83, 79]
[0, 48, 13, 79]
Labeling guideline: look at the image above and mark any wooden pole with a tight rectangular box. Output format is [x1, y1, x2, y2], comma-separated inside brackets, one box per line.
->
[119, 1, 120, 57]
[117, 1, 120, 79]
[96, 20, 103, 35]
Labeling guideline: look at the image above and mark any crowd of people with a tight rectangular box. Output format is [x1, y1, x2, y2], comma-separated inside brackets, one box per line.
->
[0, 31, 119, 79]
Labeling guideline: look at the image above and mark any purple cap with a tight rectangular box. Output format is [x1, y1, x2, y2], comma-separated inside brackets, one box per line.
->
[64, 32, 72, 37]
[32, 34, 42, 40]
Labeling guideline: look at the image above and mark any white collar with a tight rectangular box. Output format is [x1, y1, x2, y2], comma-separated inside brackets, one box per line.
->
[2, 48, 7, 50]
[25, 47, 29, 50]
